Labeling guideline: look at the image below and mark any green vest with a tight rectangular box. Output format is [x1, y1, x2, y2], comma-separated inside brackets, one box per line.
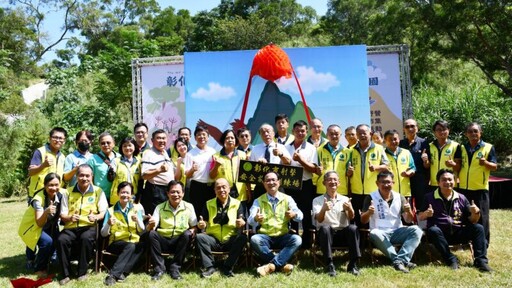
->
[205, 197, 240, 243]
[28, 146, 65, 197]
[63, 185, 103, 229]
[314, 143, 351, 195]
[258, 192, 289, 237]
[212, 150, 248, 201]
[386, 148, 413, 197]
[350, 144, 386, 194]
[156, 200, 194, 238]
[459, 142, 493, 190]
[110, 157, 141, 205]
[429, 141, 459, 186]
[107, 203, 140, 245]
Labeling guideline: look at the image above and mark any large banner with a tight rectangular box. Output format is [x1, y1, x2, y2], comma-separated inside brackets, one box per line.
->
[140, 63, 185, 145]
[184, 46, 370, 149]
[367, 53, 403, 137]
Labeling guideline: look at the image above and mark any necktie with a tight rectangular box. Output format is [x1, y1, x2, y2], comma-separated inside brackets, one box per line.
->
[264, 145, 271, 162]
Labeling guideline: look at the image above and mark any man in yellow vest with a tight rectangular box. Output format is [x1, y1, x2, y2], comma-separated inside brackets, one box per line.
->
[384, 130, 416, 198]
[57, 164, 108, 285]
[248, 172, 303, 277]
[196, 178, 247, 278]
[458, 122, 497, 244]
[147, 180, 197, 281]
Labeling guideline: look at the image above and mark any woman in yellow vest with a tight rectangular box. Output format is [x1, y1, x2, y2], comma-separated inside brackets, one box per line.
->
[110, 137, 141, 206]
[101, 182, 145, 285]
[172, 137, 189, 201]
[18, 173, 64, 278]
[209, 129, 248, 213]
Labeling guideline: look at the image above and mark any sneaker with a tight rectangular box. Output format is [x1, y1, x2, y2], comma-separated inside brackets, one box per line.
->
[169, 269, 183, 280]
[347, 263, 360, 276]
[77, 275, 88, 281]
[59, 277, 71, 286]
[151, 271, 164, 281]
[327, 263, 337, 277]
[449, 261, 459, 270]
[393, 262, 409, 273]
[104, 275, 116, 286]
[201, 267, 217, 278]
[281, 264, 294, 274]
[256, 263, 276, 277]
[476, 262, 493, 273]
[406, 262, 417, 270]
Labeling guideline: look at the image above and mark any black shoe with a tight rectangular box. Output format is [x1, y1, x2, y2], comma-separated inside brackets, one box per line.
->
[116, 274, 126, 282]
[347, 263, 360, 276]
[201, 267, 217, 278]
[169, 269, 182, 280]
[151, 271, 165, 281]
[476, 262, 493, 273]
[449, 261, 459, 270]
[406, 262, 417, 270]
[327, 263, 336, 277]
[222, 269, 235, 277]
[393, 262, 409, 273]
[104, 275, 116, 286]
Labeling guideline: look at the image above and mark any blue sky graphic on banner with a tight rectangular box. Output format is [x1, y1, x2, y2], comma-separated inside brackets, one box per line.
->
[184, 45, 370, 149]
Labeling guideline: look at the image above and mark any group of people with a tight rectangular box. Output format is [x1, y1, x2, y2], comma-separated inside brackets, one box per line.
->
[18, 115, 497, 285]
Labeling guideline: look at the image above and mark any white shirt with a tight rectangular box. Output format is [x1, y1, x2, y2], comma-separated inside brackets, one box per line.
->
[312, 193, 350, 229]
[141, 147, 174, 186]
[286, 140, 318, 180]
[184, 146, 216, 183]
[249, 142, 291, 164]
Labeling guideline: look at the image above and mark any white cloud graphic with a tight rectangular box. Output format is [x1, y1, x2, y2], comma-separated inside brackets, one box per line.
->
[276, 66, 340, 95]
[368, 65, 387, 80]
[191, 82, 236, 101]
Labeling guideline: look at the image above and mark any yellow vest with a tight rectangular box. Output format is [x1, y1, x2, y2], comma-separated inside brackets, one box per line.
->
[212, 150, 248, 201]
[110, 157, 141, 205]
[205, 197, 240, 243]
[313, 143, 351, 195]
[350, 144, 386, 194]
[63, 185, 103, 229]
[28, 145, 65, 198]
[459, 142, 493, 190]
[386, 148, 413, 197]
[156, 200, 194, 238]
[107, 203, 140, 245]
[429, 140, 459, 186]
[258, 193, 289, 237]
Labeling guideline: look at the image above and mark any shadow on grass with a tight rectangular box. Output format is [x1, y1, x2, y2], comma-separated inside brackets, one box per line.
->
[0, 253, 28, 278]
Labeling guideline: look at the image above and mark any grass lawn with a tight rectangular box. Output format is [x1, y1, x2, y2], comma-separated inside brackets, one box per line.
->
[1, 197, 511, 288]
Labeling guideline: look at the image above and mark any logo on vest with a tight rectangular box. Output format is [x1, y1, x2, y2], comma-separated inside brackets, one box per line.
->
[477, 152, 483, 158]
[370, 153, 377, 160]
[88, 196, 95, 203]
[445, 148, 452, 156]
[400, 157, 406, 164]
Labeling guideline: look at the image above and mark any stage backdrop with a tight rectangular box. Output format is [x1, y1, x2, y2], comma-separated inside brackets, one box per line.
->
[184, 45, 370, 149]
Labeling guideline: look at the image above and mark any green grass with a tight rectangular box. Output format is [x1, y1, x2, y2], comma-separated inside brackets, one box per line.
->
[1, 197, 511, 287]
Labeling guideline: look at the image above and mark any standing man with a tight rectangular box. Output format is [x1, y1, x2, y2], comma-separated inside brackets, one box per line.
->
[134, 123, 151, 153]
[196, 178, 247, 278]
[147, 180, 197, 281]
[423, 120, 461, 192]
[274, 113, 295, 145]
[28, 127, 67, 199]
[313, 171, 361, 276]
[361, 171, 422, 273]
[307, 118, 327, 148]
[141, 129, 174, 214]
[384, 129, 416, 198]
[248, 172, 303, 277]
[236, 128, 253, 156]
[249, 124, 291, 201]
[419, 169, 492, 272]
[57, 164, 108, 285]
[350, 124, 389, 226]
[344, 126, 358, 148]
[313, 124, 352, 196]
[285, 120, 320, 249]
[399, 119, 429, 212]
[458, 123, 497, 244]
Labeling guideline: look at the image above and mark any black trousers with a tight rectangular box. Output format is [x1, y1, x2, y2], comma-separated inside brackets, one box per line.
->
[148, 230, 192, 273]
[317, 225, 361, 263]
[459, 189, 491, 244]
[107, 241, 145, 278]
[141, 182, 168, 215]
[189, 180, 215, 218]
[56, 226, 96, 277]
[196, 233, 248, 270]
[286, 179, 315, 248]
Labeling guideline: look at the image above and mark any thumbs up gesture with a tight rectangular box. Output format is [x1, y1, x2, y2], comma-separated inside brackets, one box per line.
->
[479, 156, 487, 166]
[403, 201, 412, 213]
[72, 210, 80, 223]
[469, 200, 480, 215]
[368, 161, 375, 172]
[46, 200, 56, 216]
[88, 209, 96, 222]
[347, 161, 354, 177]
[160, 163, 168, 172]
[292, 149, 301, 162]
[425, 204, 434, 218]
[367, 200, 375, 215]
[445, 155, 456, 167]
[197, 215, 206, 229]
[192, 161, 199, 172]
[343, 197, 353, 212]
[43, 155, 54, 167]
[108, 215, 117, 226]
[255, 207, 264, 223]
[285, 208, 296, 220]
[236, 214, 245, 228]
[322, 197, 333, 212]
[421, 149, 428, 163]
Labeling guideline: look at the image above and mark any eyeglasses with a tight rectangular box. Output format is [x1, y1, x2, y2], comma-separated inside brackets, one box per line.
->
[100, 141, 112, 145]
[265, 178, 278, 183]
[51, 136, 65, 141]
[239, 134, 250, 138]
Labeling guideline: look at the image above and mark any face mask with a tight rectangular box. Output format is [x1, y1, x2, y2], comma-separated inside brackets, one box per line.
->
[78, 141, 90, 152]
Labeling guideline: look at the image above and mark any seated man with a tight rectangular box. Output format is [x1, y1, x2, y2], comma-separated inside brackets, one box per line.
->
[196, 178, 248, 278]
[248, 172, 303, 277]
[147, 180, 197, 281]
[418, 169, 492, 272]
[57, 164, 108, 285]
[312, 171, 361, 277]
[361, 171, 422, 273]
